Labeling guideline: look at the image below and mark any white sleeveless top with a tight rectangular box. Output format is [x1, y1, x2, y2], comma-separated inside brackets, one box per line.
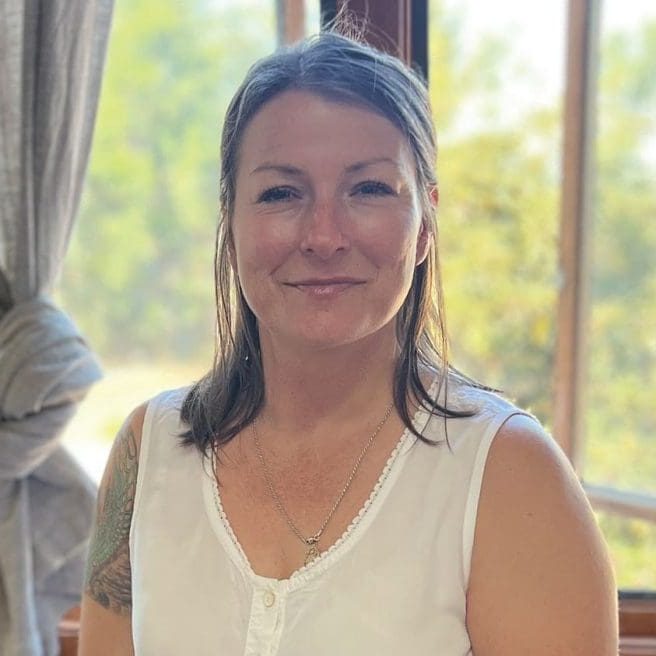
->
[129, 382, 530, 655]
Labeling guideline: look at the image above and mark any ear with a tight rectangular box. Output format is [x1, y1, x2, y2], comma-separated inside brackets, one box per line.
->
[429, 183, 439, 209]
[415, 220, 431, 266]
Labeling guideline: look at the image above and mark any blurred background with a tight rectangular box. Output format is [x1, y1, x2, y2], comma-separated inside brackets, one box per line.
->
[54, 0, 655, 590]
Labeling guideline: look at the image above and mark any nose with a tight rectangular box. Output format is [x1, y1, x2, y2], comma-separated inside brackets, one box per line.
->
[299, 199, 350, 259]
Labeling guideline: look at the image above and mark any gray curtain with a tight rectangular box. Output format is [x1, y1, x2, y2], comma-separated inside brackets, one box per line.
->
[0, 1, 113, 654]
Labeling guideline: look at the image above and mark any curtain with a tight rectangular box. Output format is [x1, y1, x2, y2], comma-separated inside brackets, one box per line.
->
[0, 1, 113, 654]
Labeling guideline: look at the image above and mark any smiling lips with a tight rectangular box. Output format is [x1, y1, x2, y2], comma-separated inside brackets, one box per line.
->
[286, 278, 366, 298]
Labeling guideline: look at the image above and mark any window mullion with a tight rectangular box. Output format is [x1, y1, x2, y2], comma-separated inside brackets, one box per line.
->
[276, 0, 306, 45]
[553, 0, 601, 474]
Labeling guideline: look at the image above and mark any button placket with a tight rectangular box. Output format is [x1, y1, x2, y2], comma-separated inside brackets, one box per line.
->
[263, 589, 276, 608]
[244, 582, 287, 656]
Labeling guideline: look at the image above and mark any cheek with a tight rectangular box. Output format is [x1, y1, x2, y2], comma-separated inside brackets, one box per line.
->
[358, 211, 421, 270]
[234, 220, 297, 274]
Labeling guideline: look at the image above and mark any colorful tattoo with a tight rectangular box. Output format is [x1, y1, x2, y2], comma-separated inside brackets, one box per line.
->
[84, 422, 138, 614]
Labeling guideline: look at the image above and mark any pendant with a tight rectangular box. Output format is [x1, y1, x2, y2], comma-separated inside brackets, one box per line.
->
[304, 535, 320, 565]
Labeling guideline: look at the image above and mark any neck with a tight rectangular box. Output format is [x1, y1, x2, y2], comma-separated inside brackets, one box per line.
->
[257, 325, 398, 439]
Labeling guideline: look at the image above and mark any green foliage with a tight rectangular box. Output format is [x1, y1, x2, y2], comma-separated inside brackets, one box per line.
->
[59, 0, 276, 359]
[596, 511, 656, 589]
[429, 2, 560, 422]
[427, 2, 655, 588]
[584, 18, 656, 502]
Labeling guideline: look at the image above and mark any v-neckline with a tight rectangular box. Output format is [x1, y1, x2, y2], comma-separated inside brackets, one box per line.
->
[202, 378, 438, 589]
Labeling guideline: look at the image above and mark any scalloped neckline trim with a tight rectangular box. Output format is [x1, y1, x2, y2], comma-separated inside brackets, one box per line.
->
[204, 377, 439, 589]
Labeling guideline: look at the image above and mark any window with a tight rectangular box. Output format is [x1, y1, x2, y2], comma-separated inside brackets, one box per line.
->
[426, 0, 655, 591]
[428, 0, 565, 423]
[57, 0, 281, 480]
[584, 0, 656, 590]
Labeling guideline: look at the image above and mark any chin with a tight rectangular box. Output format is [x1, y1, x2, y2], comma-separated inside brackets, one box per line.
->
[287, 332, 363, 351]
[279, 320, 394, 352]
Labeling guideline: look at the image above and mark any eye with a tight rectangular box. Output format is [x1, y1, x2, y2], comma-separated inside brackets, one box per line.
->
[352, 180, 396, 197]
[256, 186, 300, 203]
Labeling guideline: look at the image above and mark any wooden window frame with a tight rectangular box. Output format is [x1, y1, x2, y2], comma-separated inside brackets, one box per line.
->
[320, 0, 427, 76]
[276, 0, 306, 44]
[556, 0, 656, 524]
[554, 0, 599, 474]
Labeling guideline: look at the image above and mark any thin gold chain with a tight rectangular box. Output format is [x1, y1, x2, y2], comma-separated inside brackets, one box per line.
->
[252, 403, 394, 563]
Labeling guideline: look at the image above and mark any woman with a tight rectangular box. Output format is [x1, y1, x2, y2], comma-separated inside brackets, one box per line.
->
[78, 32, 618, 655]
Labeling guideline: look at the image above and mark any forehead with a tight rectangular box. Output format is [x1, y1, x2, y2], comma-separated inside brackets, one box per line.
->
[237, 90, 415, 172]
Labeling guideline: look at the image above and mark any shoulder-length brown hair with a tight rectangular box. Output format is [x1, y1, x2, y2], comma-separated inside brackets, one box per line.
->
[180, 31, 482, 457]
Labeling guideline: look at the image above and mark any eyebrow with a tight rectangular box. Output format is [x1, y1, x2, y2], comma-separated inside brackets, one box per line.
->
[249, 157, 400, 176]
[250, 163, 304, 176]
[345, 157, 400, 173]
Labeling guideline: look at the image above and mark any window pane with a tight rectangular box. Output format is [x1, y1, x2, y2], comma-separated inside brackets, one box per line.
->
[306, 0, 321, 36]
[428, 0, 565, 423]
[428, 0, 655, 591]
[584, 1, 656, 591]
[56, 0, 277, 481]
[595, 510, 656, 589]
[583, 1, 656, 496]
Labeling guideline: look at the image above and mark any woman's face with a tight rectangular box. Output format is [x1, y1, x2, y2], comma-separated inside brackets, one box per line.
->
[231, 90, 430, 352]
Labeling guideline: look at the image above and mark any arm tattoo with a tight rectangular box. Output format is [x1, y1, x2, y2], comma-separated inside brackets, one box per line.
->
[84, 422, 139, 615]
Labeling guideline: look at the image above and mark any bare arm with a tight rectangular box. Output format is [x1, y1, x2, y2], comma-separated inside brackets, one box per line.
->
[78, 404, 147, 656]
[466, 414, 618, 655]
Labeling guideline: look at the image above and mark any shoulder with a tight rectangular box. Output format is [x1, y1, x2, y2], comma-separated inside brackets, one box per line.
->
[79, 404, 147, 650]
[465, 415, 618, 655]
[82, 402, 147, 617]
[79, 390, 189, 648]
[126, 402, 148, 449]
[147, 385, 191, 419]
[112, 386, 192, 469]
[441, 376, 518, 419]
[107, 398, 153, 466]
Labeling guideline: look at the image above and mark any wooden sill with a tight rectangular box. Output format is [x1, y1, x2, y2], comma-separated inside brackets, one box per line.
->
[619, 592, 656, 656]
[620, 591, 656, 636]
[59, 606, 80, 656]
[620, 636, 656, 656]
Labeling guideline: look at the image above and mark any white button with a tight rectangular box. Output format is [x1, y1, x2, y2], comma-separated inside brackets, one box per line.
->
[263, 590, 276, 607]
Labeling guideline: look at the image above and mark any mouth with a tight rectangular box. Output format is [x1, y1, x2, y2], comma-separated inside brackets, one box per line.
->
[289, 278, 366, 286]
[284, 278, 366, 297]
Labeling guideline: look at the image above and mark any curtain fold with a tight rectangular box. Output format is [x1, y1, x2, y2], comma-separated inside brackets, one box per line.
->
[0, 1, 113, 654]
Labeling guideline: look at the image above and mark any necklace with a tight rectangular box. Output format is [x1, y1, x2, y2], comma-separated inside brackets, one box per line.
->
[252, 403, 394, 566]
